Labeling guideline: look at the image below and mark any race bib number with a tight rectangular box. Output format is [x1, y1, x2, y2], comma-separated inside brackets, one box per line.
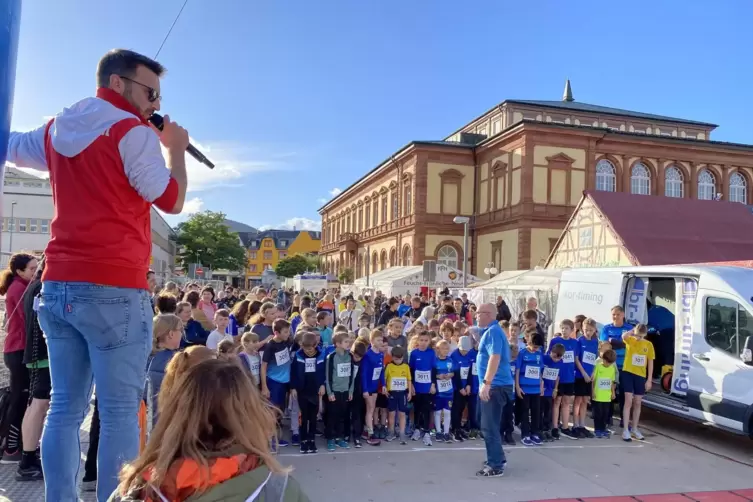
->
[305, 358, 316, 373]
[274, 349, 290, 366]
[415, 370, 431, 384]
[524, 365, 540, 379]
[543, 367, 559, 381]
[460, 367, 470, 380]
[582, 352, 597, 365]
[390, 377, 408, 391]
[471, 363, 478, 375]
[250, 361, 261, 376]
[372, 367, 382, 381]
[437, 379, 453, 393]
[632, 354, 646, 367]
[597, 378, 612, 390]
[563, 351, 575, 363]
[337, 363, 351, 378]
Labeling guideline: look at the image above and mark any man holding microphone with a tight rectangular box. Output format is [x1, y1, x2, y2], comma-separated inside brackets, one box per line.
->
[6, 49, 188, 501]
[475, 303, 514, 478]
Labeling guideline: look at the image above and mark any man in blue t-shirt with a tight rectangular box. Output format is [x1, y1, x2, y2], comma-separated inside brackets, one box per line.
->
[475, 303, 513, 478]
[599, 305, 634, 426]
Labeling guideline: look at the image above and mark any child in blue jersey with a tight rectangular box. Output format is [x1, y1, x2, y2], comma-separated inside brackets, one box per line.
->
[317, 311, 333, 347]
[450, 336, 474, 441]
[516, 333, 545, 446]
[466, 328, 481, 439]
[541, 344, 564, 442]
[361, 329, 386, 446]
[599, 305, 634, 428]
[290, 332, 327, 454]
[433, 340, 455, 442]
[548, 320, 579, 440]
[261, 319, 295, 447]
[573, 317, 600, 438]
[502, 341, 520, 445]
[409, 331, 436, 445]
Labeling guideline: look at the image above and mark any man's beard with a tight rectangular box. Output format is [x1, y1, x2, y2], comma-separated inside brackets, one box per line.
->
[122, 84, 148, 119]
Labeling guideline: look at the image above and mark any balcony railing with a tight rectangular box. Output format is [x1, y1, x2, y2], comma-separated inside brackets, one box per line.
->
[320, 215, 416, 252]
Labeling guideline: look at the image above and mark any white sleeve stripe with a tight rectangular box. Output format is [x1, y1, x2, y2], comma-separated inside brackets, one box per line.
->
[118, 126, 171, 203]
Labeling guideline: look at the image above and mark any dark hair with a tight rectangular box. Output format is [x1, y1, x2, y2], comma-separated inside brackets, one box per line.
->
[524, 309, 538, 321]
[602, 349, 617, 364]
[201, 286, 215, 301]
[301, 296, 312, 308]
[550, 343, 566, 357]
[560, 319, 575, 330]
[0, 252, 36, 295]
[96, 49, 166, 88]
[391, 346, 406, 359]
[530, 333, 544, 347]
[185, 290, 200, 308]
[231, 299, 251, 325]
[273, 319, 290, 334]
[301, 332, 317, 348]
[316, 311, 329, 321]
[351, 340, 367, 358]
[156, 294, 178, 314]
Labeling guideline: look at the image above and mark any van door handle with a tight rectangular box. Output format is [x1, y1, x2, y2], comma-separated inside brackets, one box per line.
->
[692, 353, 710, 361]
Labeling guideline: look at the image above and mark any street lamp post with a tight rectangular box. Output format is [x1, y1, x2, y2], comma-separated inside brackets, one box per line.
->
[9, 201, 17, 254]
[453, 215, 470, 288]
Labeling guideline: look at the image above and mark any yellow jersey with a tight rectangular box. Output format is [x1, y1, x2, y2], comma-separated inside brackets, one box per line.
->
[385, 362, 411, 392]
[623, 336, 655, 378]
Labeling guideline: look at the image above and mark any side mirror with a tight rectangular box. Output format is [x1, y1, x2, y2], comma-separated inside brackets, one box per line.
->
[742, 336, 753, 366]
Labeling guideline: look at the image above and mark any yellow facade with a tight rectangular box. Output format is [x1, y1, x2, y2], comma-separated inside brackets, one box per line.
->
[245, 231, 321, 281]
[288, 231, 321, 255]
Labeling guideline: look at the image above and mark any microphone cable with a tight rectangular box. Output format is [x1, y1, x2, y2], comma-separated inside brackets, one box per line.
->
[154, 0, 190, 59]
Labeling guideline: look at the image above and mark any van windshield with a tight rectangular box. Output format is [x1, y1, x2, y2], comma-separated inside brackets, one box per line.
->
[705, 297, 753, 357]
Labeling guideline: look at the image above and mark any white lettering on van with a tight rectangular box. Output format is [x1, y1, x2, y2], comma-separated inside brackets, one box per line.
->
[673, 279, 696, 394]
[563, 290, 604, 305]
[626, 277, 646, 324]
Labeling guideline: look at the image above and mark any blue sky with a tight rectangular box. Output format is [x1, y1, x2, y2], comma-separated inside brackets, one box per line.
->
[11, 1, 753, 230]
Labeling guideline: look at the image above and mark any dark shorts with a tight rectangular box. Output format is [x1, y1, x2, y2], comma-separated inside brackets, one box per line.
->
[266, 377, 289, 410]
[621, 372, 646, 396]
[558, 382, 575, 397]
[574, 378, 591, 397]
[30, 367, 51, 400]
[433, 396, 452, 410]
[388, 391, 408, 413]
[376, 393, 389, 409]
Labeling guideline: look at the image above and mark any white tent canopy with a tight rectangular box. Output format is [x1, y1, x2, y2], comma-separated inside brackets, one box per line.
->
[470, 268, 563, 324]
[350, 265, 479, 298]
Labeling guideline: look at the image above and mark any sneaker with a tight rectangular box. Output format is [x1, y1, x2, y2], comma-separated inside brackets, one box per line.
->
[531, 435, 543, 446]
[632, 428, 645, 441]
[551, 428, 560, 440]
[399, 436, 407, 445]
[478, 430, 485, 439]
[573, 427, 586, 438]
[378, 426, 387, 439]
[476, 465, 504, 477]
[543, 431, 554, 442]
[594, 430, 607, 439]
[621, 429, 632, 442]
[384, 433, 396, 442]
[337, 439, 350, 448]
[521, 436, 535, 446]
[277, 439, 290, 447]
[468, 429, 478, 440]
[503, 432, 516, 445]
[367, 434, 381, 446]
[353, 438, 362, 448]
[457, 429, 469, 441]
[454, 431, 465, 442]
[16, 462, 44, 481]
[422, 432, 433, 446]
[316, 428, 325, 437]
[326, 439, 336, 452]
[361, 430, 370, 440]
[581, 427, 595, 439]
[291, 434, 301, 446]
[309, 440, 318, 454]
[301, 441, 310, 454]
[411, 429, 422, 441]
[1, 450, 21, 464]
[80, 479, 97, 492]
[560, 428, 578, 440]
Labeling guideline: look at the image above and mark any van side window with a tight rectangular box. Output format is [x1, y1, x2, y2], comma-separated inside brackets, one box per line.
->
[705, 297, 753, 357]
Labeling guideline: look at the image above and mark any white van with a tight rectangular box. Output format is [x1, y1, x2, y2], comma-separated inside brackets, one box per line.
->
[552, 265, 753, 437]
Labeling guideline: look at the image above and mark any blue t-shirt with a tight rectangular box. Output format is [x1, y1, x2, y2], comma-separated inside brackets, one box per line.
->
[599, 323, 634, 369]
[577, 336, 599, 379]
[360, 348, 385, 393]
[516, 349, 543, 395]
[434, 356, 455, 399]
[477, 323, 514, 388]
[547, 336, 579, 384]
[450, 349, 473, 389]
[542, 355, 563, 397]
[468, 348, 479, 394]
[397, 304, 411, 317]
[410, 347, 436, 394]
[262, 339, 293, 384]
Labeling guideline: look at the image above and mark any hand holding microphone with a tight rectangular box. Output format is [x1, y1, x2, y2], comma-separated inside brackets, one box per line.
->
[149, 113, 215, 169]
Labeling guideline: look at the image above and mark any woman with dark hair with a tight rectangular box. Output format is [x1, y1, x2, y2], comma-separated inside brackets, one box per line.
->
[228, 299, 251, 337]
[0, 252, 39, 463]
[186, 290, 213, 332]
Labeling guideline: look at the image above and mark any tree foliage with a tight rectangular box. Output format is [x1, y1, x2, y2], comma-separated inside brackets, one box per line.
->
[275, 254, 310, 278]
[175, 211, 247, 272]
[338, 267, 354, 284]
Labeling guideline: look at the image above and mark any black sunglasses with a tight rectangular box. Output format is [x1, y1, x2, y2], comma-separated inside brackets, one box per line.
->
[119, 75, 161, 103]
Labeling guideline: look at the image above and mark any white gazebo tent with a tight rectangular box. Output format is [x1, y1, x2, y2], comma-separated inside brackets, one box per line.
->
[350, 265, 479, 298]
[470, 268, 563, 323]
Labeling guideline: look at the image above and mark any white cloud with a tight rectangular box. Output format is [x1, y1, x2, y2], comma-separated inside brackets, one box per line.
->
[182, 197, 204, 214]
[259, 217, 321, 232]
[316, 197, 328, 204]
[329, 187, 342, 196]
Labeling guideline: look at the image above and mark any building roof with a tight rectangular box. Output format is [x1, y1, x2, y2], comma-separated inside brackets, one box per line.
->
[246, 230, 321, 250]
[584, 190, 753, 266]
[223, 219, 258, 233]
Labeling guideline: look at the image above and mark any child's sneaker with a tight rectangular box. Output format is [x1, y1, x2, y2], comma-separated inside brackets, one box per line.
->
[594, 430, 606, 438]
[454, 431, 465, 442]
[399, 436, 407, 445]
[361, 430, 370, 441]
[621, 429, 632, 442]
[632, 428, 645, 441]
[560, 428, 578, 440]
[291, 434, 301, 446]
[543, 430, 554, 442]
[278, 439, 290, 447]
[457, 429, 469, 441]
[353, 438, 362, 448]
[521, 436, 535, 446]
[422, 432, 433, 446]
[468, 429, 478, 440]
[411, 429, 422, 441]
[551, 428, 560, 440]
[503, 432, 516, 445]
[384, 432, 396, 442]
[337, 439, 350, 448]
[309, 440, 318, 454]
[581, 427, 595, 439]
[326, 439, 336, 452]
[301, 441, 310, 454]
[531, 435, 543, 445]
[379, 426, 388, 439]
[367, 434, 381, 446]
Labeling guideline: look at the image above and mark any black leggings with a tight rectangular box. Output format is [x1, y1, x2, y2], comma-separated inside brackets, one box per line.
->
[451, 391, 468, 431]
[2, 350, 29, 452]
[299, 396, 319, 442]
[413, 393, 432, 432]
[520, 393, 541, 437]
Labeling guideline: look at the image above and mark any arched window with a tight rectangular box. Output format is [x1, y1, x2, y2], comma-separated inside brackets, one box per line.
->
[730, 172, 748, 204]
[630, 162, 650, 195]
[402, 245, 412, 266]
[596, 159, 616, 192]
[437, 245, 458, 269]
[371, 252, 378, 273]
[389, 248, 396, 267]
[380, 250, 387, 270]
[664, 166, 684, 198]
[698, 169, 716, 200]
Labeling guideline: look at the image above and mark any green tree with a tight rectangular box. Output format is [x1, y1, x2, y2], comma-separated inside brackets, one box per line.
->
[175, 211, 247, 271]
[304, 254, 322, 273]
[275, 254, 310, 278]
[338, 267, 354, 284]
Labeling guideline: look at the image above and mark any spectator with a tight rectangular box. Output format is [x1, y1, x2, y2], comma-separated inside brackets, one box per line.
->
[496, 296, 512, 322]
[8, 48, 189, 501]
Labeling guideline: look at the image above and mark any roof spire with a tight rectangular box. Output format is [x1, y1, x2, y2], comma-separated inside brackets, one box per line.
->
[562, 79, 573, 102]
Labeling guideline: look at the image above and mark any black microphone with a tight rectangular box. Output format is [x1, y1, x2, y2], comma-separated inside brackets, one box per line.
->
[148, 113, 215, 169]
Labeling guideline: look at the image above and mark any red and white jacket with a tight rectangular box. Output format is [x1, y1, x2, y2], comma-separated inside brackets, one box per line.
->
[7, 88, 179, 290]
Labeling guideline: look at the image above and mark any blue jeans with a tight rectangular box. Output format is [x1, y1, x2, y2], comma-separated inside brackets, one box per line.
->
[37, 282, 152, 502]
[480, 385, 513, 469]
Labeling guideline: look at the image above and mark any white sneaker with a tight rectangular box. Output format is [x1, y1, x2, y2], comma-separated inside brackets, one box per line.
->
[423, 432, 433, 446]
[621, 429, 632, 442]
[411, 429, 422, 441]
[631, 428, 644, 441]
